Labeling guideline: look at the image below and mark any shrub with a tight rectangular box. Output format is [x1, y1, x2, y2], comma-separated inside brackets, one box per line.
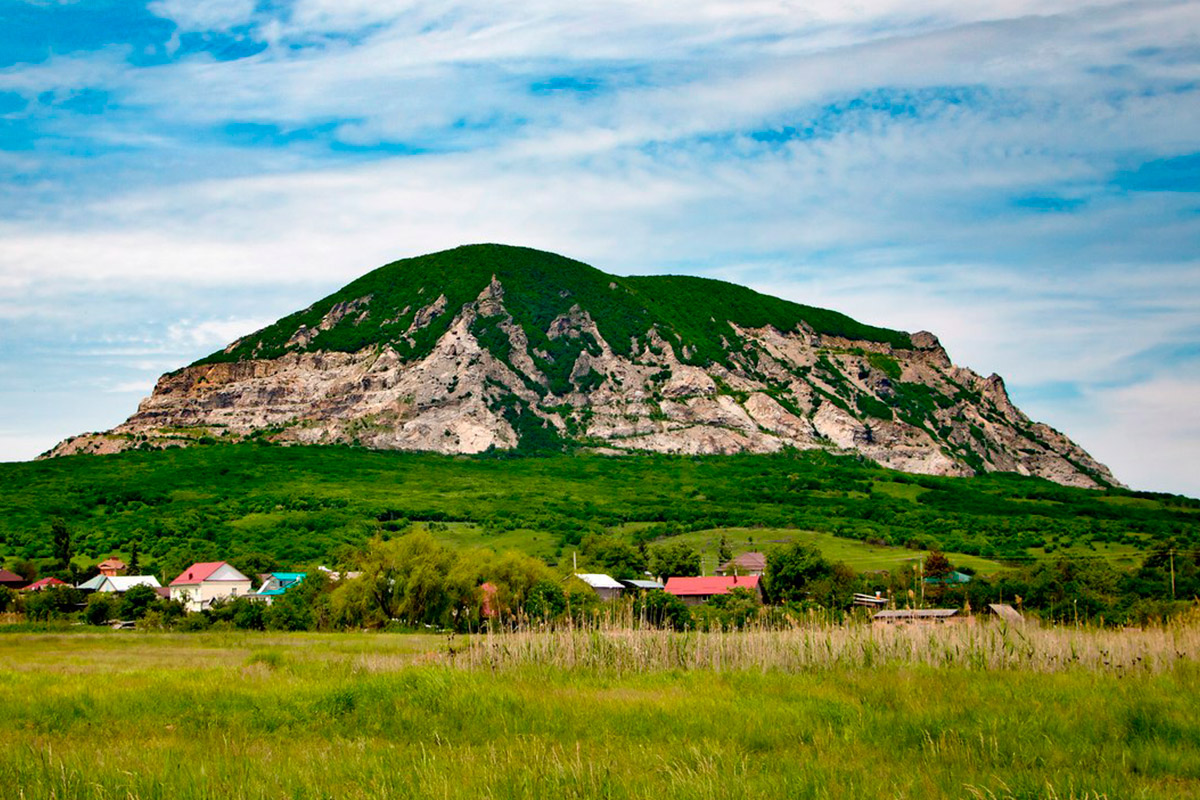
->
[84, 593, 116, 626]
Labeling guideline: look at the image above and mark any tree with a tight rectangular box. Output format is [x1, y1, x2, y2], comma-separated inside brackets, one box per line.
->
[765, 542, 833, 603]
[117, 584, 160, 620]
[24, 586, 80, 621]
[717, 534, 733, 565]
[128, 541, 141, 574]
[84, 593, 116, 626]
[924, 551, 952, 580]
[650, 542, 701, 579]
[524, 580, 567, 621]
[633, 589, 692, 631]
[51, 518, 72, 570]
[582, 536, 647, 580]
[11, 558, 38, 582]
[230, 552, 279, 583]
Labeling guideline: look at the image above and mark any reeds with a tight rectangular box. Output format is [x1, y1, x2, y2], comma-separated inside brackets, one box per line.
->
[455, 607, 1200, 674]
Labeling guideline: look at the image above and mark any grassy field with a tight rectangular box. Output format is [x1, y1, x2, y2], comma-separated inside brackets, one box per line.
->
[639, 526, 1008, 575]
[413, 521, 1008, 574]
[0, 624, 1197, 799]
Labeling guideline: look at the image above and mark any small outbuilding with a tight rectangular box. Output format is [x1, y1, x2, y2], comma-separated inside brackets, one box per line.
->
[986, 603, 1025, 624]
[572, 573, 625, 601]
[251, 572, 306, 604]
[664, 575, 761, 606]
[716, 552, 767, 577]
[872, 608, 961, 625]
[620, 578, 666, 592]
[924, 571, 972, 585]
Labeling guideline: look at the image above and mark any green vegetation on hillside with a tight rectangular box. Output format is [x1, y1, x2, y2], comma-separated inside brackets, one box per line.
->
[194, 244, 912, 372]
[1, 444, 1197, 623]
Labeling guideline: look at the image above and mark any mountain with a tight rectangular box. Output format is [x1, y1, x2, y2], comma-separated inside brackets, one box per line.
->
[48, 244, 1118, 488]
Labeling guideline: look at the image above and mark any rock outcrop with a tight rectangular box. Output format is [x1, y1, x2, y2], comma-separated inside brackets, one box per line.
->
[48, 244, 1119, 489]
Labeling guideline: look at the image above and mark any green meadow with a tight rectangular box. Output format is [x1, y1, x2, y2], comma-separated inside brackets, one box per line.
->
[1, 625, 1197, 799]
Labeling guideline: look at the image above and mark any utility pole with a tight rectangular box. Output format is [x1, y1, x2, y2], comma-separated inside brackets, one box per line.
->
[918, 557, 924, 607]
[1170, 549, 1176, 600]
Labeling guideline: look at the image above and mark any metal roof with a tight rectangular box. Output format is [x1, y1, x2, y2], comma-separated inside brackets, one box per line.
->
[101, 576, 161, 592]
[718, 552, 767, 572]
[77, 574, 107, 591]
[664, 575, 760, 596]
[574, 573, 624, 590]
[255, 573, 306, 596]
[620, 579, 665, 590]
[170, 562, 249, 586]
[873, 608, 960, 619]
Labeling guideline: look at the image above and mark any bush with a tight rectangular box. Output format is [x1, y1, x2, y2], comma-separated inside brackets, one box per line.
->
[84, 593, 116, 626]
[24, 587, 81, 621]
[116, 584, 160, 620]
[633, 589, 692, 630]
[524, 580, 567, 621]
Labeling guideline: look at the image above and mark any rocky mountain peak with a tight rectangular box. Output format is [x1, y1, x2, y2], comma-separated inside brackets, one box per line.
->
[47, 244, 1119, 489]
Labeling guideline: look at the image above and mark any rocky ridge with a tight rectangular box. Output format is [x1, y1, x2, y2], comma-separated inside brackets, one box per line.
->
[48, 245, 1118, 489]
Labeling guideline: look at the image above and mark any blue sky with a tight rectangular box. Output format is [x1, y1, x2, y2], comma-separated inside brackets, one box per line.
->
[1, 0, 1198, 495]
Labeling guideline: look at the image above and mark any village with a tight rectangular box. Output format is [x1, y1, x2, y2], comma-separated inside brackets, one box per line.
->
[0, 547, 1024, 629]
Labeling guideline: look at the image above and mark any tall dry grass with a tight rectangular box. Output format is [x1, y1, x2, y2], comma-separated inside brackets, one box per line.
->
[453, 609, 1200, 674]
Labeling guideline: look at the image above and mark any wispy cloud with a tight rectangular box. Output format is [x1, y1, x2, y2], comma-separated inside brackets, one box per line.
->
[0, 0, 1197, 493]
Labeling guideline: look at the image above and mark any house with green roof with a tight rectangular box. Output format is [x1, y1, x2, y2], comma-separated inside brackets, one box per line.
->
[251, 572, 306, 604]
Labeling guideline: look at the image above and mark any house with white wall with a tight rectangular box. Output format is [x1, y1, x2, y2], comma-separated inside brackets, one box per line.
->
[78, 574, 160, 594]
[169, 562, 252, 612]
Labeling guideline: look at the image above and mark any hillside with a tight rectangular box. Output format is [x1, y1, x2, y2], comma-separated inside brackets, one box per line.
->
[2, 445, 1194, 583]
[48, 244, 1116, 488]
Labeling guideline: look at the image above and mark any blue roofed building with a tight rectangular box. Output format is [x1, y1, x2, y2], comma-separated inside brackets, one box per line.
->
[251, 572, 306, 604]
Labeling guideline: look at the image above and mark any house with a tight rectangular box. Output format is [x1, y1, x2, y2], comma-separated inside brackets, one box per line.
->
[169, 562, 253, 612]
[572, 573, 624, 601]
[97, 558, 127, 577]
[0, 568, 26, 590]
[664, 575, 762, 606]
[620, 578, 665, 592]
[251, 572, 306, 604]
[872, 608, 962, 625]
[78, 575, 160, 594]
[716, 552, 767, 577]
[22, 577, 69, 592]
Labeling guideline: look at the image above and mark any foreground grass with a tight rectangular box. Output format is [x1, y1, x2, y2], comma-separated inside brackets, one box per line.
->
[0, 627, 1197, 799]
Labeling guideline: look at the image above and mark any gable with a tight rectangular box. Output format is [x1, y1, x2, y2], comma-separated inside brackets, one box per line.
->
[207, 563, 250, 583]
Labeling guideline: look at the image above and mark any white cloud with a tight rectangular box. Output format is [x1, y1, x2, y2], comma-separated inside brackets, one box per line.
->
[1, 0, 1198, 495]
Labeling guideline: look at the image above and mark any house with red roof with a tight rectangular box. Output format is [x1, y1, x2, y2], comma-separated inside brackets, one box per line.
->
[664, 575, 762, 606]
[22, 577, 69, 592]
[97, 558, 127, 577]
[0, 568, 26, 590]
[169, 562, 252, 612]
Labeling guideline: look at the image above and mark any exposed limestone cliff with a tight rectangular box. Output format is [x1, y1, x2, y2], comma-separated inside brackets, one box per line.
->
[48, 244, 1119, 489]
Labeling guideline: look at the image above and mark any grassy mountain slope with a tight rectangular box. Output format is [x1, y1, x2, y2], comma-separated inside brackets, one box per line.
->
[195, 244, 911, 370]
[2, 445, 1194, 581]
